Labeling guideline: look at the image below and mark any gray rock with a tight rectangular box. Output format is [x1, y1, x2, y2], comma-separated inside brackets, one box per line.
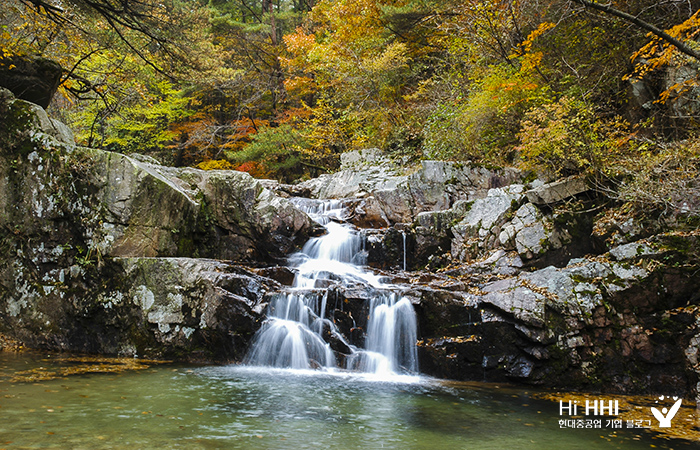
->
[0, 91, 315, 360]
[129, 153, 161, 165]
[0, 56, 62, 108]
[49, 119, 75, 145]
[22, 102, 75, 146]
[462, 186, 524, 232]
[1, 256, 277, 361]
[451, 186, 525, 261]
[525, 176, 588, 205]
[298, 152, 523, 226]
[608, 242, 657, 261]
[472, 249, 523, 276]
[0, 94, 314, 264]
[498, 203, 571, 261]
[413, 209, 455, 264]
[665, 64, 700, 118]
[481, 277, 546, 327]
[478, 251, 655, 333]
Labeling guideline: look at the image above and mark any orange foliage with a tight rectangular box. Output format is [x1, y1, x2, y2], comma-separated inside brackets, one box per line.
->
[624, 10, 700, 106]
[235, 161, 269, 178]
[277, 106, 313, 126]
[166, 114, 270, 166]
[283, 27, 316, 54]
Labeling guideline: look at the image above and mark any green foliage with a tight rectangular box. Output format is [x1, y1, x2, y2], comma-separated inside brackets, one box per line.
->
[517, 96, 633, 178]
[102, 80, 193, 154]
[522, 18, 636, 107]
[423, 66, 550, 163]
[228, 124, 316, 181]
[421, 101, 469, 161]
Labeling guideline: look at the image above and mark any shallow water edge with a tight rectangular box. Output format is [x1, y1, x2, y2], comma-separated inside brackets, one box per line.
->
[0, 351, 698, 450]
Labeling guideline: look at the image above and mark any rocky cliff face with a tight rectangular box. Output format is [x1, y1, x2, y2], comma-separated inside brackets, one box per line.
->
[0, 88, 313, 361]
[272, 146, 700, 399]
[1, 88, 699, 401]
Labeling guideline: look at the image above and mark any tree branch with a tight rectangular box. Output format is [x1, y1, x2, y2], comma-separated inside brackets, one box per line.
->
[571, 0, 700, 61]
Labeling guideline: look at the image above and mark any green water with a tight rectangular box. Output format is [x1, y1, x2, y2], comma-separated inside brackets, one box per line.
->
[0, 352, 697, 450]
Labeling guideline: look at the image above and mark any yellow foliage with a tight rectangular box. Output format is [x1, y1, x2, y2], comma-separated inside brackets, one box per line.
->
[283, 76, 316, 97]
[196, 159, 235, 171]
[515, 22, 556, 56]
[517, 96, 633, 178]
[624, 10, 700, 107]
[627, 10, 700, 80]
[512, 22, 556, 75]
[283, 28, 316, 54]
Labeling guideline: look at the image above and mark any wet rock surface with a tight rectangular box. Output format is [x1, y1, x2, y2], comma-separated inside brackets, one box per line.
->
[1, 95, 700, 401]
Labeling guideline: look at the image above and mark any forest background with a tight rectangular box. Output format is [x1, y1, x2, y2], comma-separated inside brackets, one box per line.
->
[1, 0, 699, 224]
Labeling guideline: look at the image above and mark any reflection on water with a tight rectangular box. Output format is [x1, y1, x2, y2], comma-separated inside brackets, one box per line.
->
[0, 351, 697, 450]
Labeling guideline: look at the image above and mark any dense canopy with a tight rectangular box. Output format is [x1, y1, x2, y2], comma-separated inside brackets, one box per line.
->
[1, 0, 699, 215]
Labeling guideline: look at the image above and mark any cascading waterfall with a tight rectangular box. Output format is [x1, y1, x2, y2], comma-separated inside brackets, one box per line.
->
[244, 198, 418, 376]
[345, 292, 418, 374]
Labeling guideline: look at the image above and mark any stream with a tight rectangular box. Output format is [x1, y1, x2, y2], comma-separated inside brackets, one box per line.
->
[1, 351, 697, 449]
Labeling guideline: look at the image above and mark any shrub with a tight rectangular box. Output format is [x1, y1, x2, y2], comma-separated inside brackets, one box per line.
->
[612, 142, 700, 220]
[516, 96, 631, 178]
[422, 65, 549, 164]
[196, 159, 235, 170]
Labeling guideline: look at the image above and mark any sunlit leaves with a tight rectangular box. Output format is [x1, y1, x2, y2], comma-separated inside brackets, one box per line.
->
[517, 96, 633, 178]
[423, 65, 549, 163]
[625, 10, 700, 108]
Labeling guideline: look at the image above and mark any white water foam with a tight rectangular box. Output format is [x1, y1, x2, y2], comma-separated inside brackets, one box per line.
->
[245, 198, 419, 376]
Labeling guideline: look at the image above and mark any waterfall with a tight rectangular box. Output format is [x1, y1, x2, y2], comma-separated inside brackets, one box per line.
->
[402, 230, 407, 271]
[345, 293, 418, 373]
[245, 198, 419, 376]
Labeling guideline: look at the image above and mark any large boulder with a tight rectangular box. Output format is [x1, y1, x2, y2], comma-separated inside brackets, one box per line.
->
[0, 57, 63, 108]
[296, 149, 523, 226]
[0, 89, 313, 359]
[525, 176, 588, 205]
[0, 89, 314, 264]
[0, 256, 277, 361]
[414, 233, 700, 395]
[450, 186, 525, 261]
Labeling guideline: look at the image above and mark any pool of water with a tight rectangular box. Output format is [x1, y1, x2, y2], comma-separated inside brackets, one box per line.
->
[0, 351, 697, 449]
